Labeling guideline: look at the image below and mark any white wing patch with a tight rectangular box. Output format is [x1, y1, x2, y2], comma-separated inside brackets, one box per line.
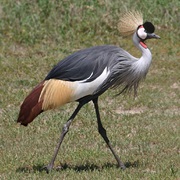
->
[71, 67, 110, 101]
[78, 72, 93, 83]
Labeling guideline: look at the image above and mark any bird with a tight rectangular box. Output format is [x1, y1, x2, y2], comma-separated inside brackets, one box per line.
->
[17, 10, 160, 173]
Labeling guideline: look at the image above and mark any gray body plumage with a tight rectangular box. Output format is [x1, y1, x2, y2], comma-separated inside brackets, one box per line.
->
[46, 32, 152, 99]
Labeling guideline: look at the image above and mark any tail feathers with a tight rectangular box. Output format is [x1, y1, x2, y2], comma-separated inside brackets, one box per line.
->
[17, 81, 45, 126]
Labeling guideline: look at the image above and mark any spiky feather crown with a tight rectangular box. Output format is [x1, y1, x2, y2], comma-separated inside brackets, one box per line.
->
[118, 10, 143, 36]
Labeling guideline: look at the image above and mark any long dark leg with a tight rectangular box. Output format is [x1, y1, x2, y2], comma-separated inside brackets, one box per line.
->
[93, 98, 126, 170]
[43, 102, 84, 173]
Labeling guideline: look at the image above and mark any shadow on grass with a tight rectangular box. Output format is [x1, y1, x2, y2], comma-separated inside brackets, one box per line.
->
[16, 160, 139, 173]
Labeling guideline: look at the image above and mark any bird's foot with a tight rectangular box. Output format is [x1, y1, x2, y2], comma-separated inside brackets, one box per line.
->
[120, 164, 126, 170]
[42, 164, 54, 173]
[118, 162, 126, 170]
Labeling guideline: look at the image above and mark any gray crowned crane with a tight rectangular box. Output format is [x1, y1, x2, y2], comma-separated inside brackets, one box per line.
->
[17, 11, 160, 173]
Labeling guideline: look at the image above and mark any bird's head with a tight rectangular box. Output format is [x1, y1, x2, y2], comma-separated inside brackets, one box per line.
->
[136, 21, 160, 48]
[118, 10, 160, 48]
[137, 22, 160, 40]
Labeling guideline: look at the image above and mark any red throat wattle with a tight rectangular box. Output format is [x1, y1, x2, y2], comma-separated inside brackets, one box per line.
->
[140, 41, 147, 49]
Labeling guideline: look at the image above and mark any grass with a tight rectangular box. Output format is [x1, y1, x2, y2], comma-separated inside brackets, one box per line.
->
[0, 0, 179, 179]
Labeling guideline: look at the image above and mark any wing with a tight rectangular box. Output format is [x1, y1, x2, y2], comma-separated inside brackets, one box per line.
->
[45, 45, 119, 82]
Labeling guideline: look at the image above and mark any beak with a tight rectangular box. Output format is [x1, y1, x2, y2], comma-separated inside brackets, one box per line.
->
[147, 33, 160, 39]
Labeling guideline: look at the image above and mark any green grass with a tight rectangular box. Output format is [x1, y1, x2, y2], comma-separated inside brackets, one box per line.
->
[0, 0, 179, 179]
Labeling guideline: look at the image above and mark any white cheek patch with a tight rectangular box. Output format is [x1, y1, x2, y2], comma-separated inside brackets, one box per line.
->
[137, 27, 147, 39]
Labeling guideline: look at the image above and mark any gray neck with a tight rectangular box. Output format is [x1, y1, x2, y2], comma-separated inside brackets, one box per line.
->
[133, 32, 152, 61]
[132, 32, 152, 72]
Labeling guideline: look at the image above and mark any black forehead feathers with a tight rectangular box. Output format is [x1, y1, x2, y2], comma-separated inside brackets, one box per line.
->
[143, 21, 155, 33]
